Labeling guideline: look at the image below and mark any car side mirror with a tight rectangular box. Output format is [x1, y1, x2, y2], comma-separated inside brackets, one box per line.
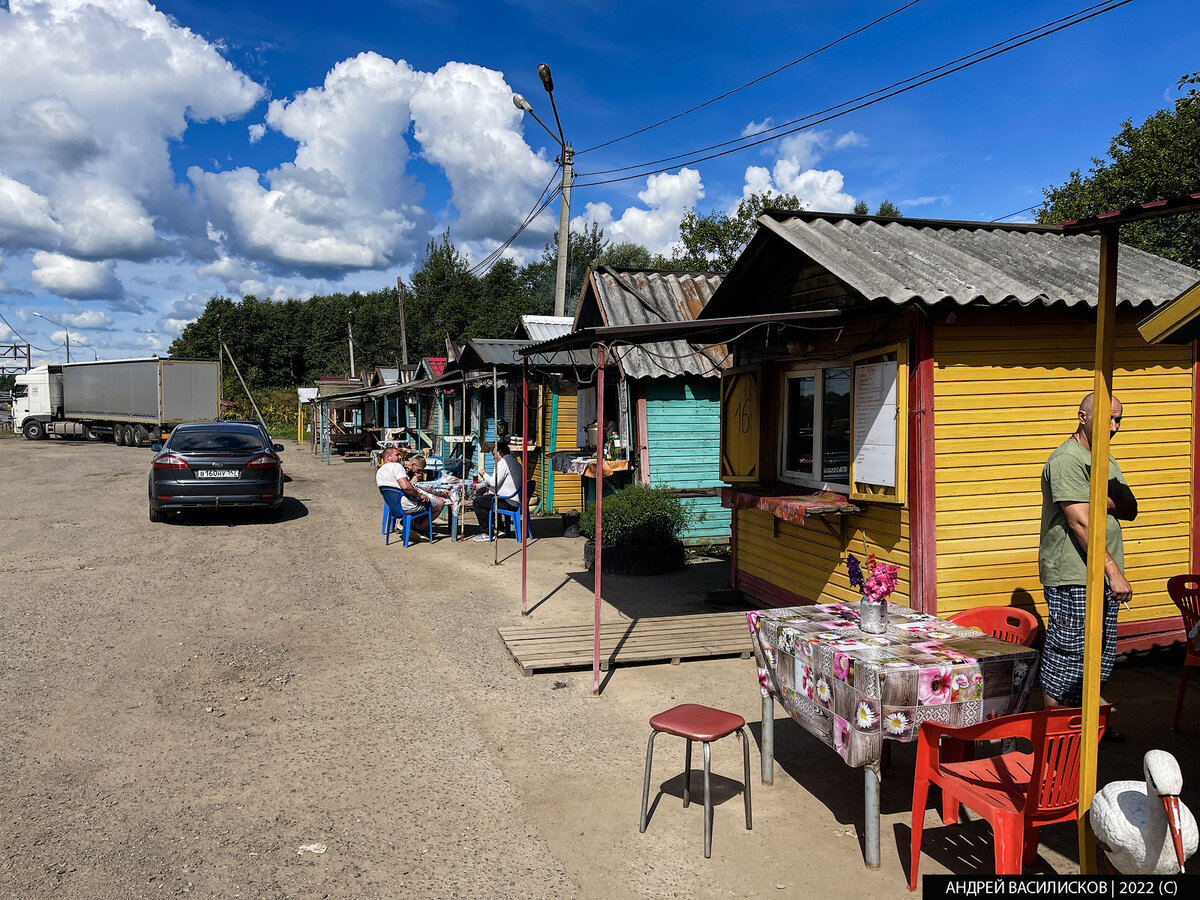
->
[273, 444, 284, 452]
[151, 443, 162, 452]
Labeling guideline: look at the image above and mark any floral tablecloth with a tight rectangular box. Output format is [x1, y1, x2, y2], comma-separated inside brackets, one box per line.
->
[747, 603, 1039, 768]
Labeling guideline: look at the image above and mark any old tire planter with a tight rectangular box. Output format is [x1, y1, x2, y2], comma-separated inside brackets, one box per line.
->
[583, 540, 686, 575]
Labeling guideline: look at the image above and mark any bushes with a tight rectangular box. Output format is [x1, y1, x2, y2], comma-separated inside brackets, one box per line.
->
[579, 483, 692, 548]
[222, 382, 297, 436]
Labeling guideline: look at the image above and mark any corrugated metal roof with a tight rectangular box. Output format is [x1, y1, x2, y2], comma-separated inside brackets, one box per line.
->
[713, 213, 1200, 314]
[459, 339, 597, 371]
[519, 315, 574, 342]
[373, 367, 400, 385]
[586, 268, 727, 379]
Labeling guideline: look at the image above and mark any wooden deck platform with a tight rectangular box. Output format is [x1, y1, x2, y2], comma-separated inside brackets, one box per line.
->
[497, 611, 753, 676]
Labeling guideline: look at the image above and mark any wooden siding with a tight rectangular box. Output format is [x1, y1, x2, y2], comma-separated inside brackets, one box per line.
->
[543, 381, 583, 512]
[932, 311, 1194, 626]
[736, 503, 911, 607]
[644, 379, 730, 543]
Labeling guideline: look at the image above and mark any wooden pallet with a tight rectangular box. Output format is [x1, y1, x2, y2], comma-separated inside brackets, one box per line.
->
[498, 611, 753, 676]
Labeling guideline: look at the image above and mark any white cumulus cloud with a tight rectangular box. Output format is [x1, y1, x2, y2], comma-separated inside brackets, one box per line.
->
[573, 169, 705, 256]
[0, 174, 63, 249]
[31, 251, 123, 299]
[0, 0, 265, 264]
[59, 308, 114, 329]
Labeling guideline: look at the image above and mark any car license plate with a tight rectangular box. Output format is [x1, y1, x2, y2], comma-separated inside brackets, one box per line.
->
[197, 469, 239, 479]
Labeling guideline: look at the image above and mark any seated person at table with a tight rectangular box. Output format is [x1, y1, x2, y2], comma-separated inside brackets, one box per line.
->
[471, 440, 524, 542]
[376, 447, 445, 521]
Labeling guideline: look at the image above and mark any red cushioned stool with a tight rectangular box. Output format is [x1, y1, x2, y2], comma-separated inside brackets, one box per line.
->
[638, 703, 752, 858]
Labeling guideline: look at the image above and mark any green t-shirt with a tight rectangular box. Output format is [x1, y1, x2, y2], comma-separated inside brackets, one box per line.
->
[1038, 437, 1132, 587]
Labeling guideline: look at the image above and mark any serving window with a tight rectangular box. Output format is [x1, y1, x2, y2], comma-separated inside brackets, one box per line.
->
[779, 366, 852, 490]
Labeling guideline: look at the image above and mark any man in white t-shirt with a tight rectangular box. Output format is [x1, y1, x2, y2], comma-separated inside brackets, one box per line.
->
[377, 448, 444, 519]
[471, 440, 524, 541]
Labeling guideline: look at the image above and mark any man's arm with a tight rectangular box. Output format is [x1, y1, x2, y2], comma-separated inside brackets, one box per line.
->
[1060, 500, 1133, 603]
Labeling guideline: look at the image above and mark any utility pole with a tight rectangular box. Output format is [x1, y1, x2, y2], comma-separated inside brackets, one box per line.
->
[553, 145, 574, 318]
[396, 277, 409, 365]
[348, 310, 356, 379]
[513, 63, 572, 317]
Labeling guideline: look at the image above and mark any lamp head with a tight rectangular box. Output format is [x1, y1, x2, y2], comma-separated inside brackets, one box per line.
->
[538, 63, 553, 93]
[32, 311, 43, 318]
[512, 93, 532, 113]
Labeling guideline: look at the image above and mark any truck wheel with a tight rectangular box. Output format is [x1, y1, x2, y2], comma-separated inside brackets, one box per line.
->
[132, 425, 150, 447]
[113, 424, 126, 446]
[84, 426, 103, 442]
[22, 420, 46, 441]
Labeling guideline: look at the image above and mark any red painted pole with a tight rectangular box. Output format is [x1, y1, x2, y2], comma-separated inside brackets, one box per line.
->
[594, 344, 605, 694]
[521, 361, 529, 616]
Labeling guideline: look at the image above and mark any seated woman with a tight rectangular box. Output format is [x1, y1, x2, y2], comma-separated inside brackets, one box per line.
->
[376, 448, 445, 522]
[471, 440, 524, 542]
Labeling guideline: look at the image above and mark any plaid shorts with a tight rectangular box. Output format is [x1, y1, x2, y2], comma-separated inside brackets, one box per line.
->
[1038, 584, 1119, 706]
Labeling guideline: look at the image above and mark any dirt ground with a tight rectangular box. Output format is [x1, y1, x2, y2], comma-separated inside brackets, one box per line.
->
[2, 434, 1197, 899]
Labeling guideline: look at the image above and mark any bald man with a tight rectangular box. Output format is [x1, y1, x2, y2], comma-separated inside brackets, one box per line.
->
[1037, 392, 1137, 717]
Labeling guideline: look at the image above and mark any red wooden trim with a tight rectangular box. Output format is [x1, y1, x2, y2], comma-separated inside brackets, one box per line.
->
[1116, 617, 1186, 652]
[908, 309, 938, 615]
[736, 570, 815, 608]
[1192, 339, 1200, 571]
[730, 509, 739, 587]
[634, 384, 651, 484]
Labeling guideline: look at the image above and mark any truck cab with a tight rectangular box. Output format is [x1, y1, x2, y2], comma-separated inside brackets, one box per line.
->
[11, 366, 63, 439]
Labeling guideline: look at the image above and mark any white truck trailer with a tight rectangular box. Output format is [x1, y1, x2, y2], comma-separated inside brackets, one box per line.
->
[11, 358, 220, 446]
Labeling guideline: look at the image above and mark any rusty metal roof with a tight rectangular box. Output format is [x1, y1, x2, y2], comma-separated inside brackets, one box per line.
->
[581, 268, 727, 379]
[702, 212, 1200, 318]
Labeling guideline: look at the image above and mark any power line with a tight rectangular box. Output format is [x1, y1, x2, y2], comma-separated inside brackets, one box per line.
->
[468, 177, 562, 277]
[575, 0, 1134, 187]
[576, 0, 925, 156]
[991, 203, 1042, 223]
[0, 310, 67, 355]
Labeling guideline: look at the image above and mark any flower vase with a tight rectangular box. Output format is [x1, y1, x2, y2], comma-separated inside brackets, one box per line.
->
[859, 598, 888, 634]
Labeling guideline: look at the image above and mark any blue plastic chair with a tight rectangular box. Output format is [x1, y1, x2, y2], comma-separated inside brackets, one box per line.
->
[380, 487, 433, 547]
[489, 480, 535, 542]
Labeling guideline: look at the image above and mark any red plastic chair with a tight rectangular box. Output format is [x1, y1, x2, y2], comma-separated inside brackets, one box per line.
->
[949, 606, 1040, 646]
[1167, 575, 1200, 731]
[907, 705, 1111, 890]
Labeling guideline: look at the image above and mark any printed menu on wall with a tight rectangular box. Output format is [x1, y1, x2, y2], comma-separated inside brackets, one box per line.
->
[853, 361, 897, 487]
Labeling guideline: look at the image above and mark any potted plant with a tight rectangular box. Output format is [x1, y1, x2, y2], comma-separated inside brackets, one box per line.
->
[579, 483, 693, 575]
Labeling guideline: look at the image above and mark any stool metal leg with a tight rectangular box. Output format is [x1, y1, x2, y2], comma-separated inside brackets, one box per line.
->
[683, 738, 692, 808]
[703, 741, 713, 859]
[639, 731, 658, 833]
[739, 727, 753, 830]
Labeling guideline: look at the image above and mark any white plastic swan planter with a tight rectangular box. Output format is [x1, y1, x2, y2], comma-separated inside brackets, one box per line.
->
[1090, 750, 1198, 874]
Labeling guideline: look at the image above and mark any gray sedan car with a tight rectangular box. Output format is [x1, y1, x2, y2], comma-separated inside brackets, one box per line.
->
[148, 421, 284, 521]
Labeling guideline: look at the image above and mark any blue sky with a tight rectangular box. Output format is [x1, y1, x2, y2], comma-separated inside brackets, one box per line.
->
[0, 0, 1195, 365]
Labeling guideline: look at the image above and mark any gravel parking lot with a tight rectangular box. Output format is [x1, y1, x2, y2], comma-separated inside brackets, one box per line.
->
[2, 433, 1193, 898]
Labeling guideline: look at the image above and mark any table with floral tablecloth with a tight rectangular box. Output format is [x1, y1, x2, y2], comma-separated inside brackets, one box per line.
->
[747, 601, 1039, 867]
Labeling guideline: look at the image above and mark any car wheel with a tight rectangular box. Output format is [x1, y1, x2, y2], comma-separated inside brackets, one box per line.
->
[149, 502, 163, 523]
[84, 425, 103, 442]
[22, 420, 45, 441]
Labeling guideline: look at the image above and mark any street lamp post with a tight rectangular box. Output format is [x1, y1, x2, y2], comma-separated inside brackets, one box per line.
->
[32, 311, 70, 362]
[513, 63, 573, 318]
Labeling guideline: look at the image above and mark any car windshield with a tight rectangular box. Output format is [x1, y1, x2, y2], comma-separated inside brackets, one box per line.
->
[170, 430, 265, 453]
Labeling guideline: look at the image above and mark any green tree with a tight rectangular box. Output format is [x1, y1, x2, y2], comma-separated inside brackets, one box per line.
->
[471, 257, 525, 337]
[594, 241, 653, 269]
[407, 231, 480, 359]
[1038, 73, 1200, 268]
[853, 200, 870, 215]
[875, 200, 902, 218]
[521, 221, 608, 316]
[671, 191, 805, 271]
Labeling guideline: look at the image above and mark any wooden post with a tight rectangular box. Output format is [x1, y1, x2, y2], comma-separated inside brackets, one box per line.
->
[1078, 225, 1118, 874]
[593, 344, 606, 695]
